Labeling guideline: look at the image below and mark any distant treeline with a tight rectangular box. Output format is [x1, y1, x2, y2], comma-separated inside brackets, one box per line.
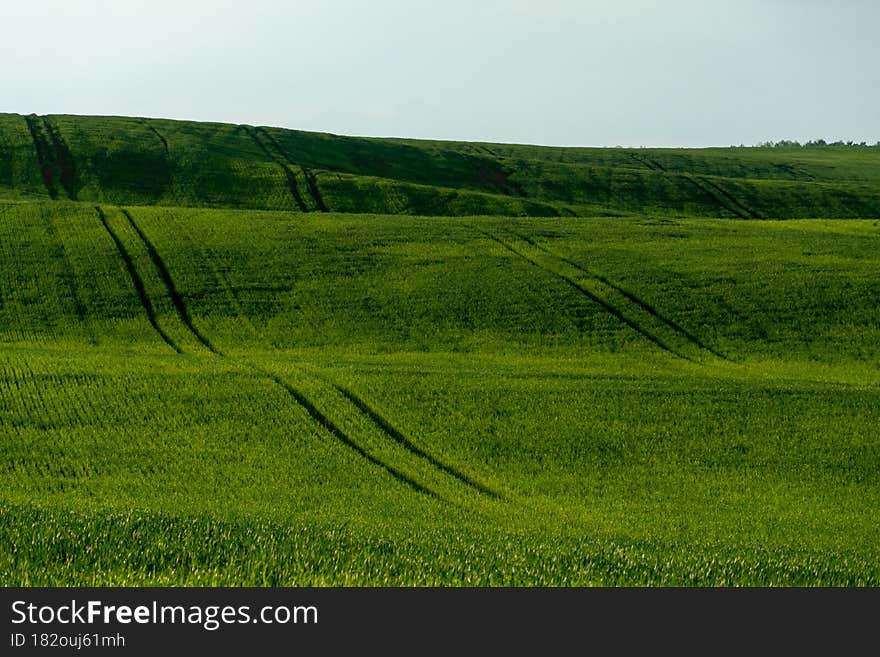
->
[752, 139, 880, 148]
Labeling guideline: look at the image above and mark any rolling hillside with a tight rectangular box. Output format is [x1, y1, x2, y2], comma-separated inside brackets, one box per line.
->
[2, 113, 880, 218]
[1, 114, 879, 586]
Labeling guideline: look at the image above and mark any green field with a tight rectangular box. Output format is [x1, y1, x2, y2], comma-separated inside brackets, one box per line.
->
[1, 114, 879, 585]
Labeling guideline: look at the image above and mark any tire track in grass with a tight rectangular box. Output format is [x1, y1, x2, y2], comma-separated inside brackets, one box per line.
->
[244, 127, 308, 211]
[504, 229, 729, 362]
[332, 383, 502, 499]
[695, 176, 764, 220]
[630, 152, 759, 219]
[24, 115, 78, 200]
[24, 115, 59, 199]
[140, 119, 169, 154]
[120, 208, 219, 354]
[256, 128, 329, 212]
[629, 152, 663, 172]
[42, 209, 95, 344]
[302, 168, 329, 212]
[160, 208, 496, 498]
[94, 206, 181, 353]
[41, 117, 77, 200]
[682, 174, 751, 219]
[173, 215, 261, 340]
[112, 208, 451, 499]
[266, 374, 437, 498]
[480, 229, 702, 363]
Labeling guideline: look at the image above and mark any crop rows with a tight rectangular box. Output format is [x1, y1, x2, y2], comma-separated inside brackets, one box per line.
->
[4, 504, 878, 586]
[89, 206, 504, 508]
[1, 196, 879, 585]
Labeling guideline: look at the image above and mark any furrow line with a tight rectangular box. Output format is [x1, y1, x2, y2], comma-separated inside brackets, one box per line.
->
[41, 117, 77, 200]
[256, 128, 329, 212]
[697, 176, 764, 219]
[141, 119, 169, 154]
[482, 231, 694, 362]
[120, 208, 220, 354]
[244, 127, 308, 211]
[333, 384, 502, 499]
[266, 374, 437, 498]
[23, 114, 58, 199]
[43, 211, 95, 344]
[504, 229, 729, 361]
[94, 206, 181, 353]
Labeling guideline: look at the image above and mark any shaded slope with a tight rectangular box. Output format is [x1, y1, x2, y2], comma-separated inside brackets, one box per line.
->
[1, 113, 879, 217]
[0, 114, 48, 199]
[244, 126, 309, 211]
[23, 115, 78, 200]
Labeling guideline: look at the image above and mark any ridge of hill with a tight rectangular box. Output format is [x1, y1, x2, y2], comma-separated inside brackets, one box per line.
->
[2, 113, 879, 218]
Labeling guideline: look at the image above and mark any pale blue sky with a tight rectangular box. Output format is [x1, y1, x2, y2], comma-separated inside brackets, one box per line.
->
[2, 0, 877, 147]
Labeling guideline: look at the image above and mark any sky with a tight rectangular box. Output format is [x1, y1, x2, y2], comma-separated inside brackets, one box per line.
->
[2, 0, 878, 147]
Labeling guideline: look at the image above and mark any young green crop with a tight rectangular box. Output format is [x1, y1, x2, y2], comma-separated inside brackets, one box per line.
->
[1, 114, 878, 585]
[2, 113, 879, 217]
[1, 196, 878, 585]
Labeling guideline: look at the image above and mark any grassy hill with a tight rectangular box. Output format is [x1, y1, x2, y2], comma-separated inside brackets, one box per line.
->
[1, 114, 879, 585]
[3, 113, 880, 218]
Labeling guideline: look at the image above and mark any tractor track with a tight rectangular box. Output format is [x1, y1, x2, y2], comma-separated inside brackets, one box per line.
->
[94, 206, 181, 353]
[245, 127, 308, 211]
[694, 176, 763, 219]
[478, 230, 727, 365]
[266, 374, 436, 497]
[481, 230, 700, 362]
[24, 115, 78, 200]
[120, 208, 219, 354]
[333, 383, 501, 499]
[141, 119, 169, 154]
[504, 229, 729, 361]
[630, 152, 665, 172]
[684, 174, 749, 219]
[302, 168, 329, 212]
[629, 152, 762, 219]
[174, 217, 261, 338]
[101, 208, 499, 502]
[42, 117, 77, 200]
[256, 128, 329, 212]
[24, 115, 58, 199]
[43, 211, 95, 344]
